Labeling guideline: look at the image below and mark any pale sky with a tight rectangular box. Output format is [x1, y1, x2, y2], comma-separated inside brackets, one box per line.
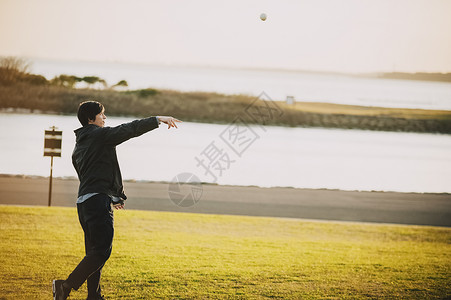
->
[0, 0, 450, 73]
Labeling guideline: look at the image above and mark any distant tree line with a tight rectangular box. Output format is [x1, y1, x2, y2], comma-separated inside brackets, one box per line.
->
[0, 56, 128, 89]
[379, 72, 451, 83]
[50, 75, 108, 89]
[1, 56, 450, 134]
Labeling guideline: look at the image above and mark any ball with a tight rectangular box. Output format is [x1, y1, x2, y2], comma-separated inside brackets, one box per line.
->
[260, 13, 267, 21]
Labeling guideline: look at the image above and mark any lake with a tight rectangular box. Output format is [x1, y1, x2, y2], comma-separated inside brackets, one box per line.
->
[0, 113, 450, 193]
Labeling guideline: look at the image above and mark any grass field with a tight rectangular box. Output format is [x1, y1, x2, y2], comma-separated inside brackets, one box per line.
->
[0, 205, 450, 299]
[292, 101, 451, 120]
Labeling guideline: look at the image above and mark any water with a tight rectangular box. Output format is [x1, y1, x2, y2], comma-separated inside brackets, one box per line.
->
[1, 113, 450, 193]
[31, 59, 451, 111]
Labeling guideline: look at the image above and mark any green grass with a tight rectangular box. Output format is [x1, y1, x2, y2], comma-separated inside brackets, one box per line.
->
[0, 205, 450, 299]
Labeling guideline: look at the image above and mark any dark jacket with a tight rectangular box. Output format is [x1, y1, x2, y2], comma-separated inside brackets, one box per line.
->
[72, 117, 159, 200]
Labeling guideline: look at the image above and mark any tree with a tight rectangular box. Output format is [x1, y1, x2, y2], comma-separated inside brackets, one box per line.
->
[115, 80, 128, 87]
[81, 76, 100, 85]
[98, 78, 108, 89]
[50, 75, 81, 88]
[24, 74, 48, 85]
[111, 80, 128, 90]
[0, 56, 30, 73]
[81, 76, 107, 89]
[0, 56, 31, 84]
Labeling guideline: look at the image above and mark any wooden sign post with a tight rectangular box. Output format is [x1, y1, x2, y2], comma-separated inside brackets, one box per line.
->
[44, 126, 62, 207]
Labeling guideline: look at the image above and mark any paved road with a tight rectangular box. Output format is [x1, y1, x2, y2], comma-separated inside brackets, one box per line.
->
[1, 176, 450, 227]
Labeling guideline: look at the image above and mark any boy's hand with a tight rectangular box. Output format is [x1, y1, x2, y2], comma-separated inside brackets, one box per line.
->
[113, 199, 125, 210]
[157, 116, 182, 129]
[113, 203, 125, 210]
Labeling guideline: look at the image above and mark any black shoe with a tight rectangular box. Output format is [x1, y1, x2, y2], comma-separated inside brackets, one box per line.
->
[53, 280, 70, 300]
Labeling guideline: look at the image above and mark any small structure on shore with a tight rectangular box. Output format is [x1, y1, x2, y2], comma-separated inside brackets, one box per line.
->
[286, 96, 295, 105]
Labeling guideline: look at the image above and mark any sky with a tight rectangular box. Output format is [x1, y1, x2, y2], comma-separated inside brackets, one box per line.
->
[0, 0, 450, 73]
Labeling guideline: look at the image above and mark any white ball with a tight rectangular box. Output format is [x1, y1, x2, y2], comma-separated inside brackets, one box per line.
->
[260, 13, 267, 21]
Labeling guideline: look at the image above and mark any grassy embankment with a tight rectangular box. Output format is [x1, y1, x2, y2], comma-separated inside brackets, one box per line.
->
[0, 205, 450, 299]
[1, 76, 451, 133]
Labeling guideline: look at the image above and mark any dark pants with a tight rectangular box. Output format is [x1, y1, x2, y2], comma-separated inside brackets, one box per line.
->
[65, 194, 114, 298]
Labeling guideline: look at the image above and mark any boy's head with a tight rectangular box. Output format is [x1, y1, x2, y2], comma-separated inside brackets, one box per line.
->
[77, 101, 105, 126]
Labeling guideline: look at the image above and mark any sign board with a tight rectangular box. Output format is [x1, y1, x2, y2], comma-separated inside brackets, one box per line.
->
[44, 126, 62, 207]
[44, 129, 62, 157]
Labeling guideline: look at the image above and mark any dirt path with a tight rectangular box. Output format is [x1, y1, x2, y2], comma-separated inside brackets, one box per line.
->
[1, 175, 450, 227]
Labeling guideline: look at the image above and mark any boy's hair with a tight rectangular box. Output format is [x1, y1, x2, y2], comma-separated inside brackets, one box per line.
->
[77, 101, 104, 126]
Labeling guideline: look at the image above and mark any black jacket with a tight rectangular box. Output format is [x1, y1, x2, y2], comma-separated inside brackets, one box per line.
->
[72, 117, 159, 200]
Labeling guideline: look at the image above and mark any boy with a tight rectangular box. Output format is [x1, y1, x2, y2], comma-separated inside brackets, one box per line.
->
[53, 101, 180, 300]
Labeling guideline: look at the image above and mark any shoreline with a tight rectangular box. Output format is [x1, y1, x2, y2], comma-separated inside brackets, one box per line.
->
[1, 80, 451, 133]
[1, 173, 449, 195]
[1, 174, 450, 227]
